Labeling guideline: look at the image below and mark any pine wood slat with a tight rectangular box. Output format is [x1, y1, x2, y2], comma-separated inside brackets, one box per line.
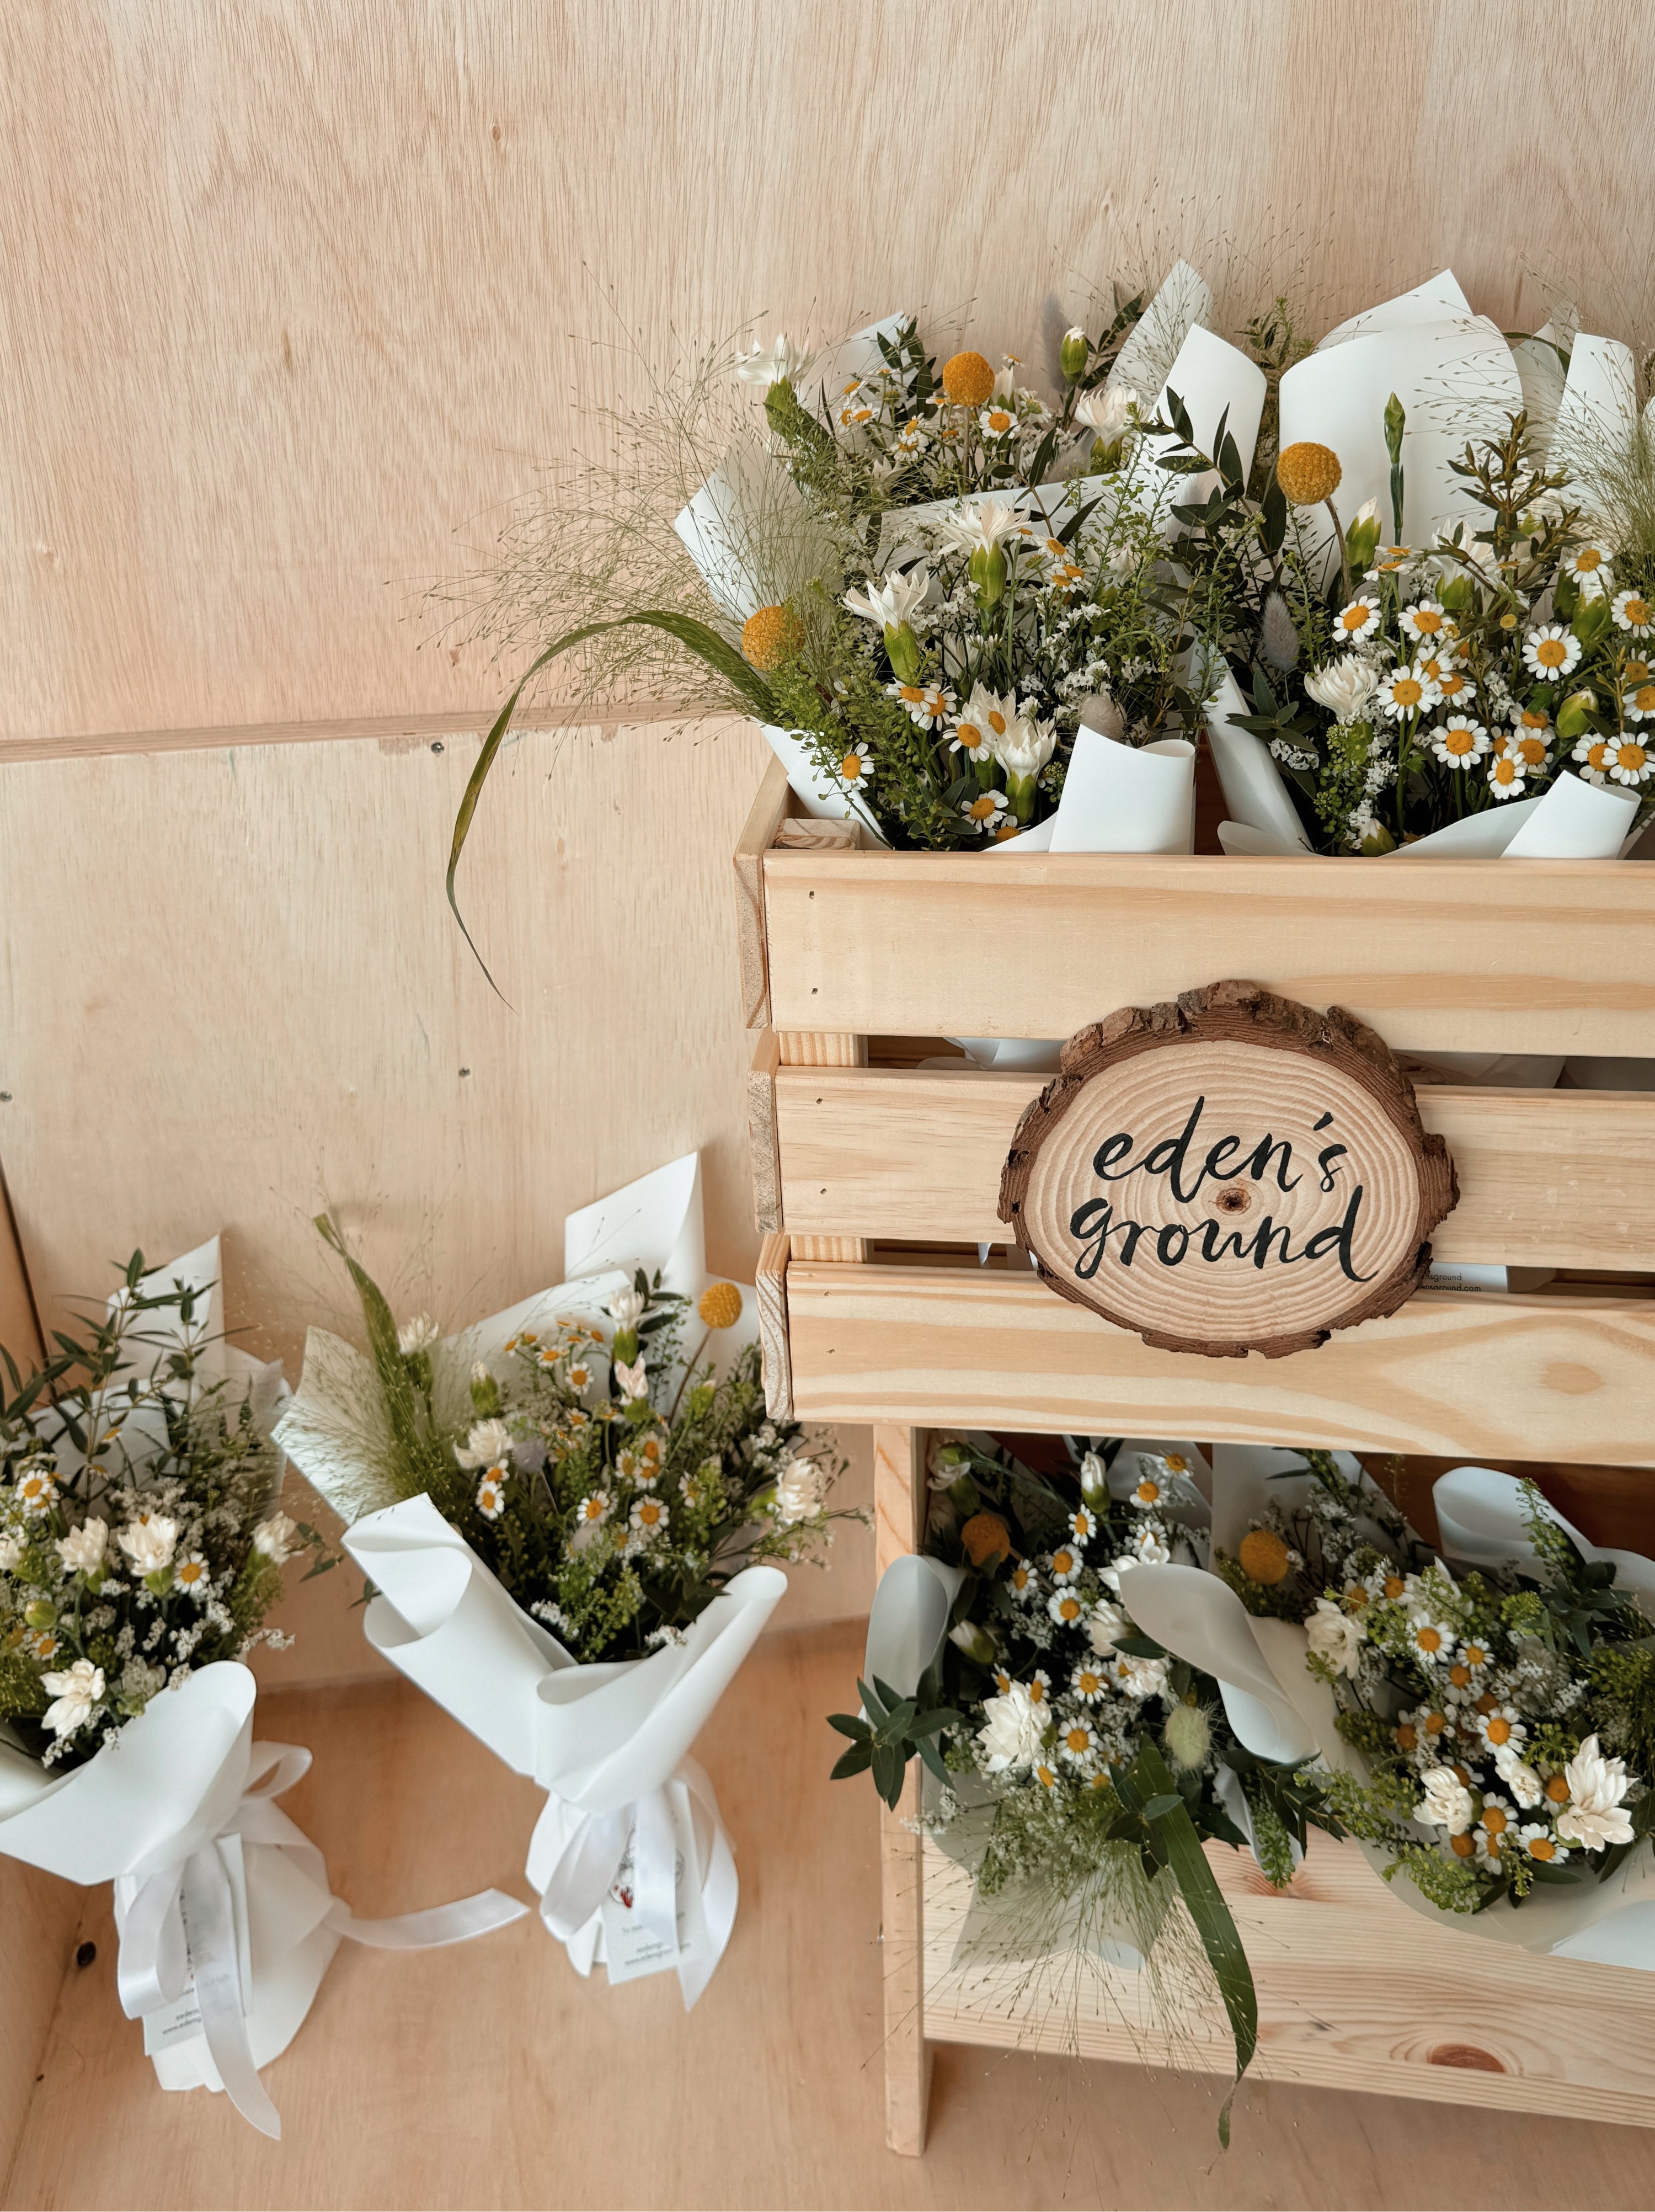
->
[872, 1426, 931, 2157]
[732, 756, 793, 1031]
[783, 1263, 1655, 1465]
[771, 1068, 1655, 1270]
[760, 851, 1655, 1057]
[923, 1829, 1655, 2126]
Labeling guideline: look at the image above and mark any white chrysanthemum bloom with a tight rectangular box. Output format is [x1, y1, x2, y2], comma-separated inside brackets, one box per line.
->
[173, 1552, 211, 1601]
[1376, 664, 1442, 720]
[1430, 715, 1491, 769]
[607, 1286, 645, 1331]
[118, 1513, 178, 1576]
[1073, 385, 1138, 435]
[1556, 1735, 1636, 1851]
[1417, 1766, 1475, 1835]
[1304, 654, 1379, 724]
[397, 1314, 441, 1355]
[843, 566, 931, 631]
[1305, 1596, 1365, 1677]
[456, 1417, 514, 1471]
[949, 683, 1017, 763]
[1493, 1744, 1544, 1807]
[976, 1682, 1047, 1774]
[989, 712, 1056, 782]
[1047, 1587, 1086, 1630]
[1087, 1599, 1129, 1656]
[938, 499, 1026, 559]
[56, 1518, 109, 1576]
[613, 1357, 649, 1403]
[1330, 593, 1382, 646]
[734, 332, 811, 390]
[1487, 749, 1529, 799]
[14, 1468, 58, 1517]
[1523, 623, 1582, 680]
[0, 1530, 26, 1570]
[41, 1659, 104, 1740]
[1109, 1653, 1168, 1701]
[775, 1456, 826, 1526]
[252, 1511, 297, 1564]
[1612, 588, 1653, 637]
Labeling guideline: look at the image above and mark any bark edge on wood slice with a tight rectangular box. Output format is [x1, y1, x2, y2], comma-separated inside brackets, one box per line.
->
[996, 978, 1459, 1360]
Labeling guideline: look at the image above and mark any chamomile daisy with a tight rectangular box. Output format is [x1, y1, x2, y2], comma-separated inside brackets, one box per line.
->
[1476, 1704, 1525, 1753]
[1613, 589, 1654, 636]
[960, 790, 1010, 835]
[1505, 724, 1551, 771]
[1573, 735, 1616, 783]
[1008, 1560, 1040, 1602]
[574, 1490, 611, 1531]
[1070, 1662, 1108, 1705]
[1431, 715, 1490, 767]
[173, 1552, 211, 1598]
[1048, 1588, 1087, 1629]
[836, 745, 873, 792]
[475, 1469, 508, 1520]
[1565, 545, 1613, 594]
[14, 1468, 57, 1515]
[1048, 1545, 1083, 1586]
[1399, 599, 1448, 643]
[888, 682, 954, 731]
[1523, 624, 1581, 679]
[1606, 737, 1654, 786]
[1487, 750, 1528, 798]
[1068, 1506, 1097, 1545]
[1433, 666, 1476, 708]
[1376, 664, 1441, 719]
[978, 404, 1017, 439]
[1333, 594, 1381, 643]
[1057, 1716, 1099, 1766]
[1625, 681, 1655, 723]
[1409, 1615, 1454, 1661]
[629, 1495, 670, 1540]
[1520, 1822, 1569, 1863]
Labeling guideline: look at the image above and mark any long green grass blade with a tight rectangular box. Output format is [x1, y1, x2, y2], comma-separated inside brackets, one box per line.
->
[1136, 1739, 1257, 2147]
[446, 612, 777, 991]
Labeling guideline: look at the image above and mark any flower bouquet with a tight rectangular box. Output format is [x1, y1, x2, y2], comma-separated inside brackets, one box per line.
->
[0, 1240, 524, 2137]
[1193, 1445, 1655, 1966]
[275, 1155, 850, 2006]
[831, 1433, 1343, 2140]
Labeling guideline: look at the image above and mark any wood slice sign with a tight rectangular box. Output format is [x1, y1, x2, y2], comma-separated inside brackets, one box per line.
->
[997, 980, 1459, 1359]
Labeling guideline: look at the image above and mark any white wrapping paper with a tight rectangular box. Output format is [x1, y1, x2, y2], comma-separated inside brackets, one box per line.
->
[0, 1664, 525, 2136]
[672, 437, 837, 624]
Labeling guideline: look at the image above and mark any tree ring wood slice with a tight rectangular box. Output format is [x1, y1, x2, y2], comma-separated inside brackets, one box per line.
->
[996, 979, 1459, 1358]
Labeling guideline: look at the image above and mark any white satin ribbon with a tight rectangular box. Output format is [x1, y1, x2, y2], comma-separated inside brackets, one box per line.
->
[113, 1740, 527, 2139]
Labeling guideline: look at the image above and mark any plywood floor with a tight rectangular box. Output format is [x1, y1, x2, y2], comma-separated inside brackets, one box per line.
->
[8, 1621, 1655, 2212]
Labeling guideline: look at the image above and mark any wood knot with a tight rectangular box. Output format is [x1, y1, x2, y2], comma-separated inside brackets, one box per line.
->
[1212, 1181, 1252, 1216]
[1427, 2044, 1505, 2074]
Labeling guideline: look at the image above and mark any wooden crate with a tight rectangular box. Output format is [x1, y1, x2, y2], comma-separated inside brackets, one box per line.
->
[734, 758, 1655, 2152]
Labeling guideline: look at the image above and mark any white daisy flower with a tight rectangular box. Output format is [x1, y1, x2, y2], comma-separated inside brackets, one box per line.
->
[1504, 722, 1551, 772]
[1430, 715, 1490, 769]
[1519, 1821, 1570, 1865]
[475, 1469, 508, 1520]
[14, 1468, 58, 1517]
[1056, 1715, 1099, 1767]
[573, 1490, 611, 1536]
[887, 681, 954, 730]
[1565, 545, 1613, 596]
[1432, 665, 1476, 708]
[834, 744, 874, 794]
[1025, 1670, 1053, 1708]
[1474, 1704, 1525, 1757]
[1047, 1587, 1087, 1629]
[1624, 679, 1655, 723]
[950, 684, 1017, 759]
[1067, 1506, 1097, 1546]
[1487, 750, 1529, 798]
[1605, 737, 1654, 786]
[1398, 599, 1449, 644]
[629, 1495, 670, 1541]
[959, 790, 1011, 836]
[564, 1359, 595, 1392]
[1048, 1544, 1083, 1586]
[978, 403, 1017, 439]
[1523, 623, 1582, 680]
[1407, 1614, 1454, 1662]
[1070, 1661, 1109, 1705]
[173, 1552, 211, 1600]
[1331, 594, 1381, 644]
[1610, 588, 1654, 636]
[1474, 1800, 1516, 1868]
[837, 393, 876, 429]
[1376, 664, 1441, 719]
[1007, 1560, 1040, 1603]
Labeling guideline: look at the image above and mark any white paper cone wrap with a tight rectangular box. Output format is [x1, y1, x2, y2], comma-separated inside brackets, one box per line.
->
[0, 1663, 525, 2137]
[1432, 1464, 1655, 1608]
[863, 1553, 965, 1700]
[1117, 1561, 1318, 1767]
[1204, 669, 1315, 852]
[672, 439, 835, 623]
[1126, 326, 1267, 526]
[1048, 727, 1194, 854]
[341, 1495, 783, 2008]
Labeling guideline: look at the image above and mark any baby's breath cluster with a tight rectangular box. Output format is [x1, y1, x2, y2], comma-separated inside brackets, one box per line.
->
[0, 1257, 325, 1771]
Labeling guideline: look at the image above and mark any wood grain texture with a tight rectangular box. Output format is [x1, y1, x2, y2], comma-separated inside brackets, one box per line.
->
[925, 1827, 1655, 2127]
[785, 1262, 1655, 1465]
[999, 982, 1456, 1359]
[869, 1425, 931, 2152]
[17, 1641, 1655, 2211]
[732, 757, 792, 1031]
[8, 3, 1655, 743]
[0, 1860, 78, 2199]
[775, 1036, 871, 1262]
[775, 1066, 1655, 1270]
[746, 1031, 782, 1234]
[755, 1232, 793, 1422]
[0, 721, 879, 1682]
[0, 1175, 41, 1379]
[762, 850, 1655, 1057]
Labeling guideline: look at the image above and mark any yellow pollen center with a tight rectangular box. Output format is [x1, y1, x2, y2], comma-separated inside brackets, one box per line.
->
[1530, 1837, 1556, 1861]
[1487, 1716, 1513, 1745]
[1482, 1806, 1509, 1835]
[1413, 610, 1443, 633]
[1627, 600, 1649, 624]
[1393, 679, 1423, 707]
[1537, 639, 1567, 667]
[1066, 1728, 1089, 1752]
[1617, 743, 1647, 769]
[1417, 1626, 1443, 1652]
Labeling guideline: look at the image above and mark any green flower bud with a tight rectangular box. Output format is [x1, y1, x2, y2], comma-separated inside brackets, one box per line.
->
[1556, 687, 1598, 739]
[24, 1600, 54, 1631]
[948, 1618, 999, 1667]
[1573, 594, 1613, 647]
[1079, 1451, 1109, 1506]
[1005, 770, 1038, 823]
[1384, 392, 1406, 466]
[611, 1326, 639, 1366]
[969, 543, 1007, 609]
[469, 1363, 501, 1417]
[1060, 327, 1089, 383]
[884, 621, 923, 684]
[1358, 822, 1396, 855]
[687, 1383, 716, 1419]
[946, 1473, 982, 1517]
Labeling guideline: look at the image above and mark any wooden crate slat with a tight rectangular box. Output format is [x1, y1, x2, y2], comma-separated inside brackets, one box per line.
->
[922, 1834, 1655, 2126]
[761, 850, 1655, 1055]
[772, 1067, 1655, 1270]
[784, 1262, 1655, 1465]
[732, 755, 793, 1031]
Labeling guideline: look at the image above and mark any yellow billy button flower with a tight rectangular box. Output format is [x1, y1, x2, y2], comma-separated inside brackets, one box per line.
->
[1276, 441, 1343, 507]
[941, 351, 995, 408]
[698, 1282, 744, 1330]
[740, 604, 802, 671]
[1237, 1528, 1290, 1586]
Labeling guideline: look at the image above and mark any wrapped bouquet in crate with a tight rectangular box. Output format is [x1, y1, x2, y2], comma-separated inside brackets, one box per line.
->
[276, 1154, 853, 2007]
[0, 1240, 523, 2138]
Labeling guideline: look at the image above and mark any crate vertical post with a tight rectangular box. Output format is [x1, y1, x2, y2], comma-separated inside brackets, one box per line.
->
[874, 1423, 931, 2155]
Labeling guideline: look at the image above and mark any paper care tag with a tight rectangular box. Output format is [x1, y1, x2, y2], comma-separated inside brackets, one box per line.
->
[141, 1835, 252, 2056]
[599, 1782, 709, 1986]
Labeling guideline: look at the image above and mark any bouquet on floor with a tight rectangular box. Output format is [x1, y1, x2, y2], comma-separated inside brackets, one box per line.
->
[0, 1241, 523, 2138]
[830, 1433, 1344, 2141]
[1204, 271, 1655, 861]
[1186, 1446, 1655, 1965]
[276, 1154, 850, 2007]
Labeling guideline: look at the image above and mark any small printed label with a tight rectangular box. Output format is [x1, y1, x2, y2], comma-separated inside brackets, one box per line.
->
[599, 1784, 709, 1986]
